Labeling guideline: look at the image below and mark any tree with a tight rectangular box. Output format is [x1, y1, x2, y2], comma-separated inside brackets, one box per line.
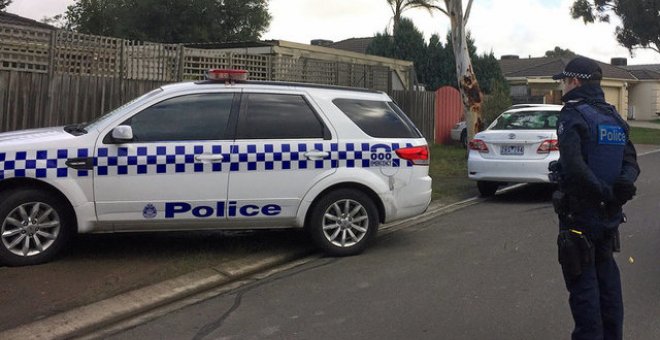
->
[423, 34, 455, 90]
[369, 27, 507, 94]
[411, 0, 484, 136]
[570, 0, 660, 54]
[481, 78, 511, 126]
[1, 0, 11, 11]
[41, 14, 67, 29]
[387, 0, 435, 34]
[473, 51, 507, 96]
[545, 46, 576, 58]
[63, 0, 271, 43]
[367, 18, 428, 86]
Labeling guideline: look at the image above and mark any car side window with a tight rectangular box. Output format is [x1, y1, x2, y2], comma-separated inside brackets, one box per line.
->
[332, 98, 421, 138]
[236, 93, 325, 139]
[125, 93, 234, 142]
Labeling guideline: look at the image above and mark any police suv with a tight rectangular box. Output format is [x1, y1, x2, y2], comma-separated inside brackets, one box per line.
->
[0, 69, 432, 266]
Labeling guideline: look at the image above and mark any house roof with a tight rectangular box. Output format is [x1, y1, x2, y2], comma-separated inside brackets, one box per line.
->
[328, 37, 374, 54]
[626, 69, 660, 80]
[0, 12, 54, 30]
[622, 64, 660, 80]
[499, 56, 636, 80]
[623, 64, 660, 72]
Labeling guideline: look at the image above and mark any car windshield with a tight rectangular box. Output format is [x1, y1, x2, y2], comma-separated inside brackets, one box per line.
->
[83, 88, 163, 131]
[488, 110, 559, 130]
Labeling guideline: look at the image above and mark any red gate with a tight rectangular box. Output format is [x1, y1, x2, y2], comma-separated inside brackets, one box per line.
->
[434, 86, 463, 144]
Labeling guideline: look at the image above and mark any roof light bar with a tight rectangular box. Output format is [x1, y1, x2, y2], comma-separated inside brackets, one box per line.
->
[206, 69, 248, 82]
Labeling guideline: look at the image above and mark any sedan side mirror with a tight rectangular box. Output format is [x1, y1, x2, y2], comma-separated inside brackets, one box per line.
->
[111, 125, 134, 143]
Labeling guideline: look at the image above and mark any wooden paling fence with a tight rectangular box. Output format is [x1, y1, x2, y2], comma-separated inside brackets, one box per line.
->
[391, 90, 436, 141]
[0, 70, 166, 131]
[0, 21, 447, 142]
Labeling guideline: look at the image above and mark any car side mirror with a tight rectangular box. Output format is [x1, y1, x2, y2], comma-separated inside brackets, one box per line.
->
[111, 125, 134, 143]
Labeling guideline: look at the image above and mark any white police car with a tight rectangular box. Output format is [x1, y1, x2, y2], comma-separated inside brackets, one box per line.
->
[0, 69, 432, 266]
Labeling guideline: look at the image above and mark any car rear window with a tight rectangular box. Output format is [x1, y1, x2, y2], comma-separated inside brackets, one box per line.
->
[489, 110, 559, 130]
[333, 99, 422, 138]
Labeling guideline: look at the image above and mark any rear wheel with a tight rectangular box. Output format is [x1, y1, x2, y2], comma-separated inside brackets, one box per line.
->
[477, 181, 499, 197]
[460, 129, 467, 148]
[0, 189, 74, 266]
[308, 189, 378, 256]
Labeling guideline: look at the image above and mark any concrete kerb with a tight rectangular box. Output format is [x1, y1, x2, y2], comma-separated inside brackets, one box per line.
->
[0, 249, 313, 340]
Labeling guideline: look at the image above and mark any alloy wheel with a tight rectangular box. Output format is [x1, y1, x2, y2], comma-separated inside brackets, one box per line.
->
[1, 202, 61, 257]
[321, 199, 369, 248]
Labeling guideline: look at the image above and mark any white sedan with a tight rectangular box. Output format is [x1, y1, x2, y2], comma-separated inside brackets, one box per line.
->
[467, 104, 562, 196]
[450, 120, 467, 148]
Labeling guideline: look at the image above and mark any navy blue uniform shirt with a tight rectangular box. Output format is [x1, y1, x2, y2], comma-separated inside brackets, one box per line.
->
[556, 84, 640, 229]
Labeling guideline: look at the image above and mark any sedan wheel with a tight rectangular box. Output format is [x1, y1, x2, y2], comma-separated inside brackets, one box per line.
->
[477, 181, 500, 197]
[0, 189, 73, 266]
[309, 189, 378, 256]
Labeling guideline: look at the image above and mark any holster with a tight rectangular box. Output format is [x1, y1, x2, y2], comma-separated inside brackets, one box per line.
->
[557, 230, 594, 280]
[613, 229, 621, 253]
[552, 190, 567, 215]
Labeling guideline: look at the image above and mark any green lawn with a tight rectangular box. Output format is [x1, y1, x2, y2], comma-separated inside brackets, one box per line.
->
[630, 127, 660, 145]
[428, 144, 477, 203]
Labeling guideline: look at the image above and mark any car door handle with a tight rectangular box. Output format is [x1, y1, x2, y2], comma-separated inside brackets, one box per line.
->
[304, 151, 329, 160]
[194, 154, 224, 163]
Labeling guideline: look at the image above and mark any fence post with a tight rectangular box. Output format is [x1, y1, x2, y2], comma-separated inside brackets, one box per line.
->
[45, 30, 57, 126]
[177, 44, 185, 82]
[119, 40, 126, 102]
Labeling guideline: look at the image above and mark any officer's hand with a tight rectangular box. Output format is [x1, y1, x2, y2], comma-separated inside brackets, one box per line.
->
[613, 178, 636, 203]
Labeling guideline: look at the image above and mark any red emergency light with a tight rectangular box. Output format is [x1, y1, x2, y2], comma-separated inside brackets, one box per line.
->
[206, 69, 248, 82]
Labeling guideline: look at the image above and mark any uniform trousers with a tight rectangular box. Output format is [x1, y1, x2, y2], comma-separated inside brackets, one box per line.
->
[563, 229, 623, 340]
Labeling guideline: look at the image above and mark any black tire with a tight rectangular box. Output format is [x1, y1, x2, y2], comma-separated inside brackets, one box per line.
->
[477, 181, 499, 197]
[308, 189, 379, 256]
[0, 189, 74, 266]
[460, 129, 468, 148]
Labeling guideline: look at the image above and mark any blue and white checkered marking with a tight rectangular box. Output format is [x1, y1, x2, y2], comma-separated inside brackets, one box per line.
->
[95, 145, 221, 176]
[0, 142, 413, 179]
[0, 148, 91, 180]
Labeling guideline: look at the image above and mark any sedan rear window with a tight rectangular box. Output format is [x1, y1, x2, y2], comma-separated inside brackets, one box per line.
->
[489, 110, 559, 130]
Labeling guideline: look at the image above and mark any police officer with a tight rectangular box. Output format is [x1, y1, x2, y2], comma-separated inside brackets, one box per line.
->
[552, 56, 640, 340]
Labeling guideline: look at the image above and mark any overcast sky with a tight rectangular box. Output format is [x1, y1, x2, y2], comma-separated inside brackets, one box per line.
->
[7, 0, 659, 65]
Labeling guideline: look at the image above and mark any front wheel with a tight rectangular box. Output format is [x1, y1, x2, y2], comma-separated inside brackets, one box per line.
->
[308, 189, 379, 256]
[477, 181, 499, 197]
[0, 189, 74, 266]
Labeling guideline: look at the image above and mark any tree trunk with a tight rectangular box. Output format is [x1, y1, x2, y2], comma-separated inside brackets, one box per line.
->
[446, 0, 484, 137]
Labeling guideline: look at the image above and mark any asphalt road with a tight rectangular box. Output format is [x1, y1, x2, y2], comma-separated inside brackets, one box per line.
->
[0, 229, 312, 331]
[104, 151, 660, 340]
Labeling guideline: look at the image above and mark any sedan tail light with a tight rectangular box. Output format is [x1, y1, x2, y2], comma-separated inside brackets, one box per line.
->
[395, 145, 429, 165]
[468, 139, 489, 153]
[537, 139, 559, 153]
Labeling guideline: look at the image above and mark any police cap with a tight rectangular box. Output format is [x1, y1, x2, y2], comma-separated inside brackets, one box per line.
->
[552, 56, 603, 81]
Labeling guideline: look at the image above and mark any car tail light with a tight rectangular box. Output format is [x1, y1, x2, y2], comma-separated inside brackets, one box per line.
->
[468, 139, 489, 153]
[537, 139, 559, 153]
[395, 145, 429, 165]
